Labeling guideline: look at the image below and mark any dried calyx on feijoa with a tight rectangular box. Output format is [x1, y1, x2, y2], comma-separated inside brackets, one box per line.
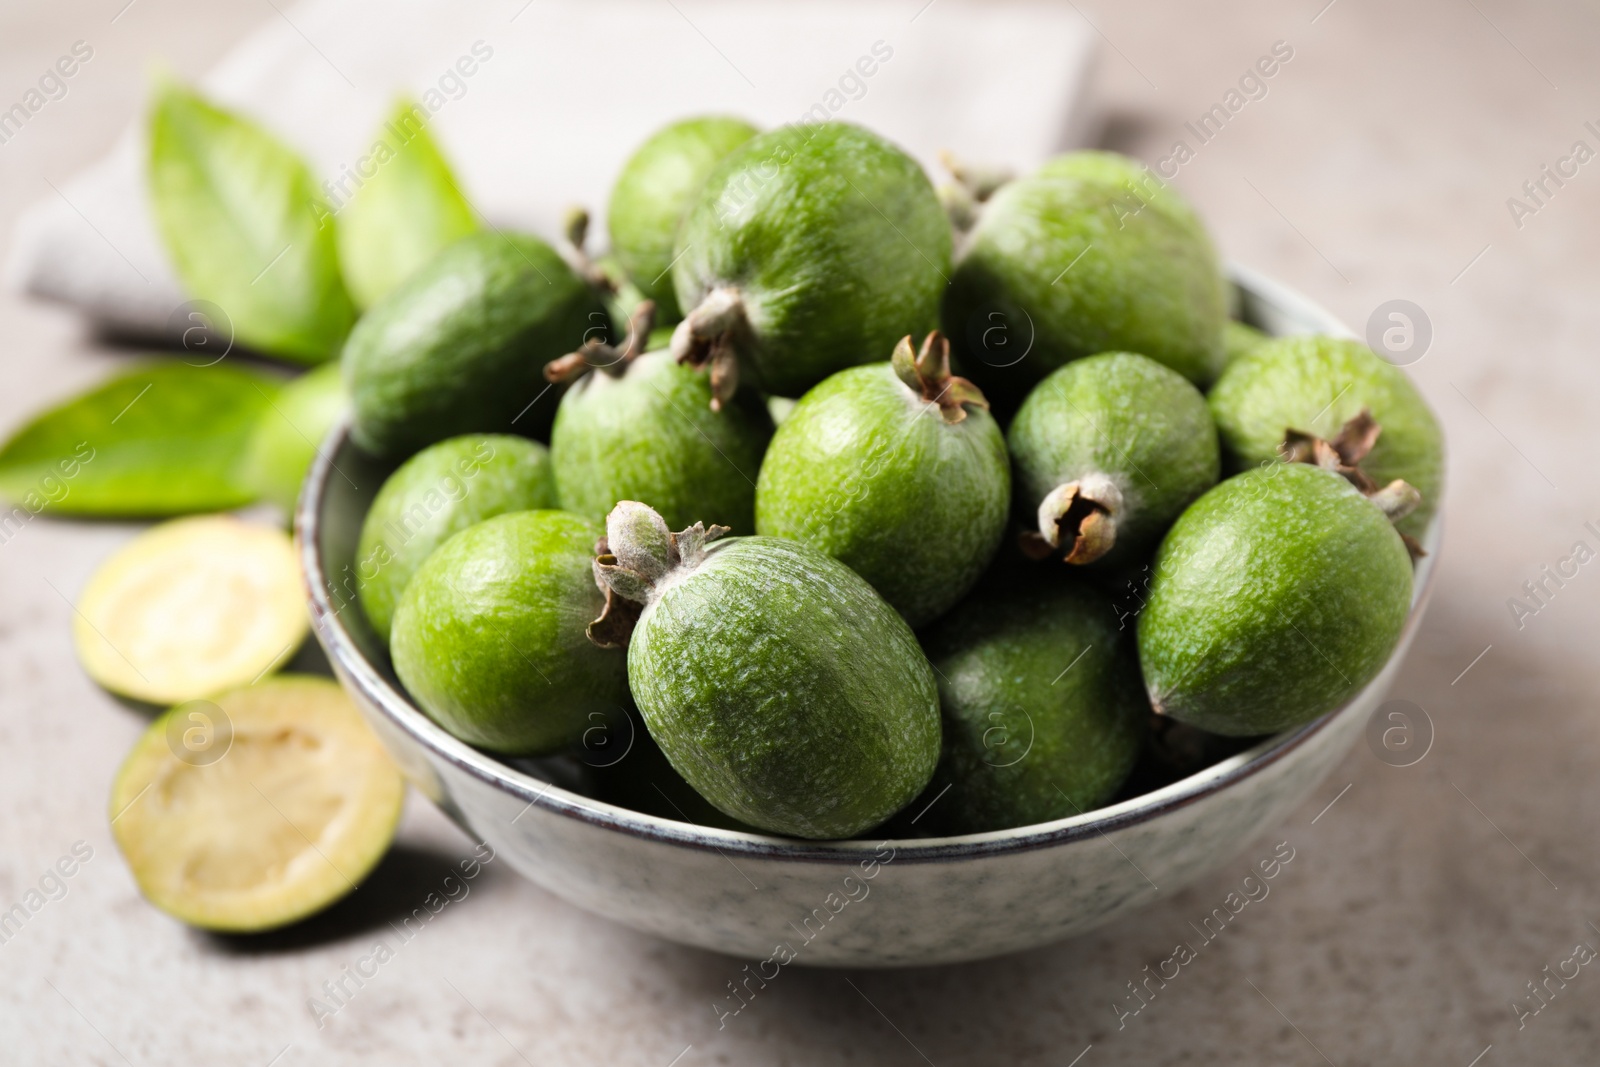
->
[754, 331, 1009, 628]
[607, 116, 760, 323]
[942, 150, 1228, 414]
[1137, 462, 1416, 737]
[1207, 333, 1443, 541]
[670, 121, 952, 408]
[548, 302, 772, 534]
[1009, 352, 1219, 569]
[588, 501, 941, 839]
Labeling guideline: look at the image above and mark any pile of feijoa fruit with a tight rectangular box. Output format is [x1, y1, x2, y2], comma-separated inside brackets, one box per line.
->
[348, 117, 1442, 841]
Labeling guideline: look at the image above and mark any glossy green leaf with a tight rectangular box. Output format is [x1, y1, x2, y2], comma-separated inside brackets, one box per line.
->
[337, 100, 479, 309]
[241, 361, 349, 514]
[147, 80, 356, 364]
[0, 362, 282, 517]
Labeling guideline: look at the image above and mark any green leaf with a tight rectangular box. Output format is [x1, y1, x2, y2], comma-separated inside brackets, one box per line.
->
[337, 99, 479, 309]
[147, 79, 356, 364]
[0, 362, 282, 517]
[240, 361, 349, 514]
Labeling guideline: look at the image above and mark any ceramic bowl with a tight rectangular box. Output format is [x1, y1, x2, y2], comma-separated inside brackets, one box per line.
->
[297, 264, 1438, 968]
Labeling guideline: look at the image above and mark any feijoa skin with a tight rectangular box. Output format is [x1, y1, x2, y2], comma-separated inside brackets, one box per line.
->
[918, 571, 1145, 835]
[1009, 352, 1219, 569]
[391, 510, 627, 755]
[1137, 463, 1414, 737]
[671, 122, 953, 406]
[591, 503, 941, 839]
[1207, 334, 1443, 540]
[550, 346, 771, 535]
[1035, 151, 1211, 247]
[607, 116, 760, 323]
[356, 435, 556, 642]
[1222, 320, 1270, 369]
[344, 232, 606, 457]
[942, 165, 1228, 413]
[755, 333, 1009, 628]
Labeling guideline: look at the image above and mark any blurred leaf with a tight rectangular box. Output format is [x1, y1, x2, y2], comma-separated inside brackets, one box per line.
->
[337, 100, 479, 309]
[0, 362, 281, 517]
[147, 79, 355, 364]
[241, 361, 349, 514]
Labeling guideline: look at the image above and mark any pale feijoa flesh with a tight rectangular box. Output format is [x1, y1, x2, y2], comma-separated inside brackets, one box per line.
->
[550, 349, 771, 534]
[918, 569, 1145, 834]
[1207, 334, 1443, 540]
[671, 121, 952, 406]
[74, 515, 306, 704]
[1137, 463, 1414, 737]
[356, 434, 556, 642]
[110, 675, 404, 932]
[1008, 352, 1218, 569]
[590, 502, 940, 839]
[390, 510, 627, 755]
[942, 162, 1227, 413]
[607, 115, 760, 322]
[755, 333, 1008, 628]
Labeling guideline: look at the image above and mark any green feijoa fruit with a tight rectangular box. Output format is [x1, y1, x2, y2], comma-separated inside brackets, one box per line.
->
[1035, 150, 1210, 245]
[344, 231, 607, 457]
[1009, 352, 1219, 569]
[241, 362, 349, 514]
[547, 304, 771, 533]
[607, 116, 760, 323]
[584, 707, 757, 832]
[1222, 320, 1270, 369]
[391, 510, 625, 755]
[1137, 463, 1414, 737]
[754, 332, 1008, 628]
[357, 434, 556, 642]
[918, 570, 1144, 834]
[672, 121, 953, 406]
[1207, 334, 1443, 540]
[943, 165, 1227, 413]
[590, 502, 940, 839]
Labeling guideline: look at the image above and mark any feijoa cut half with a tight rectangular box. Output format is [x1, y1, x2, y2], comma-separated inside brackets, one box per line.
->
[109, 675, 404, 932]
[74, 515, 306, 704]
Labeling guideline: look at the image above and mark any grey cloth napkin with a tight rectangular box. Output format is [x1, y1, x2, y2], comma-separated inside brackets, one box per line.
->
[5, 0, 1097, 341]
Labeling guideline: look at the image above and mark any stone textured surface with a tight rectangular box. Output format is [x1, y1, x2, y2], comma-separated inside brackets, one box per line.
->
[2, 1, 1596, 1064]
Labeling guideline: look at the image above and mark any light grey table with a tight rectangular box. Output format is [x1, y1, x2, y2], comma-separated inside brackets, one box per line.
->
[2, 1, 1595, 1063]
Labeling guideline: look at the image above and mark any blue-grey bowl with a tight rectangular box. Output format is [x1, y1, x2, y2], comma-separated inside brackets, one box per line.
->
[297, 265, 1438, 967]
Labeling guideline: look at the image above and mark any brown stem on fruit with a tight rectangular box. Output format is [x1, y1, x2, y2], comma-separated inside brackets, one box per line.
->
[1280, 409, 1425, 553]
[671, 287, 749, 410]
[891, 332, 989, 424]
[558, 205, 616, 292]
[586, 501, 730, 649]
[544, 301, 657, 384]
[1020, 474, 1124, 566]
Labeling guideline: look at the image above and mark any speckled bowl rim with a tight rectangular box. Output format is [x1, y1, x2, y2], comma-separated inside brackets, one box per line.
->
[297, 262, 1439, 867]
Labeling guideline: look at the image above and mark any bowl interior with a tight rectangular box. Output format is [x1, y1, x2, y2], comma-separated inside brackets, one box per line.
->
[299, 263, 1438, 862]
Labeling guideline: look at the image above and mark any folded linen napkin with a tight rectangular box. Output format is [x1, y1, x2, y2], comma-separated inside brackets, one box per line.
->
[5, 0, 1096, 342]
